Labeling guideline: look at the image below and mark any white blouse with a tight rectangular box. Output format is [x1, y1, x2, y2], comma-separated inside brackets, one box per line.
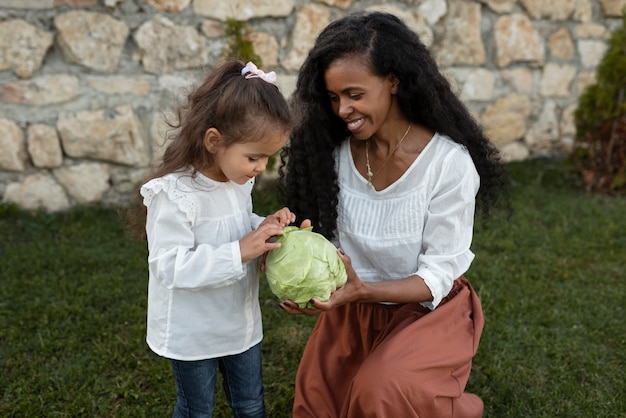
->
[335, 133, 479, 309]
[140, 171, 265, 360]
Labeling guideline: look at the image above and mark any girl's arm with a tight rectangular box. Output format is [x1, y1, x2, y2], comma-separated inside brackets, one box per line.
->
[146, 192, 284, 289]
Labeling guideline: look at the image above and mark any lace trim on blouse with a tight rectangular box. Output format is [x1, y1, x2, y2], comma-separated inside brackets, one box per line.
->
[141, 176, 197, 224]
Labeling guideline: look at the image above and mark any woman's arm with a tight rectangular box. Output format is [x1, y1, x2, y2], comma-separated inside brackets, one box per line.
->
[279, 249, 433, 315]
[316, 250, 433, 307]
[280, 148, 478, 314]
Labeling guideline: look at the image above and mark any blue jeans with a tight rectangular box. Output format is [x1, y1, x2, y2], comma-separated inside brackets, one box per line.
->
[171, 343, 266, 418]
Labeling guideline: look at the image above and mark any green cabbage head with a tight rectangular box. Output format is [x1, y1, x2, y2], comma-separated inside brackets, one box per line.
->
[265, 226, 347, 308]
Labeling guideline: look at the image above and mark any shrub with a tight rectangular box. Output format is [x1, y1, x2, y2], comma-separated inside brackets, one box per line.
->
[572, 13, 626, 194]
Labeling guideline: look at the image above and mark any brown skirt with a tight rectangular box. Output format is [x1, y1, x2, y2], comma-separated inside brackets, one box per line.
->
[292, 276, 484, 418]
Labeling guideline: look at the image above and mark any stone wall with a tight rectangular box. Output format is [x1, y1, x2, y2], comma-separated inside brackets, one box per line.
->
[0, 0, 624, 211]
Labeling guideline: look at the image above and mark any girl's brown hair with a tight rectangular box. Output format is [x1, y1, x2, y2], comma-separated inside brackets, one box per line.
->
[127, 59, 291, 239]
[154, 59, 291, 180]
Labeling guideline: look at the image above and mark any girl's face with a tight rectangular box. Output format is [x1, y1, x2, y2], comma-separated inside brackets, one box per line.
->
[203, 127, 289, 184]
[324, 55, 400, 140]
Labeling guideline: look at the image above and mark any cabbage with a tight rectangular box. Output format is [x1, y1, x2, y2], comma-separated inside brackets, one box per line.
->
[265, 226, 347, 308]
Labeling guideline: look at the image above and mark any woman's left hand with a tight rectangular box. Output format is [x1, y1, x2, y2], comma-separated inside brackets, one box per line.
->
[278, 248, 361, 314]
[308, 249, 364, 311]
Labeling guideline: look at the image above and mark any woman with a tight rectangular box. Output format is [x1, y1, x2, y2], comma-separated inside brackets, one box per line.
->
[278, 11, 508, 418]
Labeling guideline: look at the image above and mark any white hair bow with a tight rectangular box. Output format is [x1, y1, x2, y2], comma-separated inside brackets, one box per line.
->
[241, 61, 277, 84]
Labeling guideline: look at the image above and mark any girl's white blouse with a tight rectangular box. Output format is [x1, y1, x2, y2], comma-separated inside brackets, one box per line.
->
[335, 133, 480, 309]
[140, 171, 265, 360]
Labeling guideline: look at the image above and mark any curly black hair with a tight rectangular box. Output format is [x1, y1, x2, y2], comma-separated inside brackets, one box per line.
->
[279, 11, 508, 239]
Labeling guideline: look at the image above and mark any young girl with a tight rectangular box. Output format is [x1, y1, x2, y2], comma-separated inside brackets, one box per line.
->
[279, 12, 508, 418]
[140, 59, 294, 418]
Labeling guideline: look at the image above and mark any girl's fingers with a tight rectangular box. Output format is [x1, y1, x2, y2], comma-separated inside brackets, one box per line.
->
[273, 207, 296, 226]
[264, 242, 281, 251]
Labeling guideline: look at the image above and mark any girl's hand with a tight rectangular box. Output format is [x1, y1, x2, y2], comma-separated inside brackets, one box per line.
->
[261, 207, 296, 227]
[260, 218, 311, 271]
[274, 207, 296, 226]
[239, 222, 286, 263]
[251, 208, 295, 266]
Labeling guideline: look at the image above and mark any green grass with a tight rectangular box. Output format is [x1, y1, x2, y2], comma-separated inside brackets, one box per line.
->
[1, 159, 625, 417]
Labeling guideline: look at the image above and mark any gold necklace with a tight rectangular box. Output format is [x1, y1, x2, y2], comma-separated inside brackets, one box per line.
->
[365, 124, 412, 188]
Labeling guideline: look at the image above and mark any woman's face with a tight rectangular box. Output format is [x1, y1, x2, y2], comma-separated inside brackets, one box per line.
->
[324, 55, 399, 140]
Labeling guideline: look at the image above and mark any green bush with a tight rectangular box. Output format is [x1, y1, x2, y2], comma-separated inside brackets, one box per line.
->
[572, 13, 626, 193]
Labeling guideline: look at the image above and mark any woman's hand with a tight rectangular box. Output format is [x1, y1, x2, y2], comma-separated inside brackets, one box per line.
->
[278, 300, 321, 316]
[298, 218, 312, 228]
[278, 248, 364, 314]
[309, 249, 364, 310]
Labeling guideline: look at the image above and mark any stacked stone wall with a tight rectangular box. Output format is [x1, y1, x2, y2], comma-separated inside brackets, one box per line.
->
[0, 0, 624, 211]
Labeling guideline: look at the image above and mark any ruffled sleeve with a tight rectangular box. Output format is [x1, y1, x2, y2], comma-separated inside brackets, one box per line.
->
[141, 176, 196, 224]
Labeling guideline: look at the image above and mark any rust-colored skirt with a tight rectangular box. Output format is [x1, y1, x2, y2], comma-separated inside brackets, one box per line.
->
[292, 276, 484, 418]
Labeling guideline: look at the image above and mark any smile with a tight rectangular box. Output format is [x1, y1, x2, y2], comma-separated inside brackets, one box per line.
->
[346, 118, 365, 131]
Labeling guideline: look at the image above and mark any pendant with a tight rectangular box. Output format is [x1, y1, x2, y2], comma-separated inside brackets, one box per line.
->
[365, 140, 374, 188]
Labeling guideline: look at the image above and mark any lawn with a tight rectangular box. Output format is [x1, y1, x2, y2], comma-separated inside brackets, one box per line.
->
[0, 158, 624, 417]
